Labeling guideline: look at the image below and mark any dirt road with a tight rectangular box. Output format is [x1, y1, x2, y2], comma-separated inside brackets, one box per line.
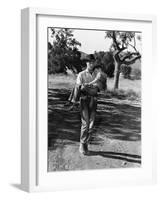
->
[48, 88, 141, 171]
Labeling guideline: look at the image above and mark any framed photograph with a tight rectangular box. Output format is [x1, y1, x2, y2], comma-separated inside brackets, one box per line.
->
[21, 7, 157, 192]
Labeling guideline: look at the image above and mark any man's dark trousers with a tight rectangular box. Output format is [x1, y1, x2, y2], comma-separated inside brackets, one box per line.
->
[80, 96, 97, 145]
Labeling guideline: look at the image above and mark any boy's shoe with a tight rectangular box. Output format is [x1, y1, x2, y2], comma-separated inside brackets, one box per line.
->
[68, 103, 79, 111]
[64, 101, 72, 106]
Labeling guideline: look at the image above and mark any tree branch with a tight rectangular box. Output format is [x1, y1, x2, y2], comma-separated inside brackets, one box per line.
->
[112, 31, 121, 50]
[120, 46, 127, 52]
[113, 50, 122, 62]
[128, 35, 138, 52]
[134, 36, 136, 48]
[121, 52, 140, 62]
[113, 47, 127, 63]
[124, 55, 141, 65]
[128, 43, 138, 52]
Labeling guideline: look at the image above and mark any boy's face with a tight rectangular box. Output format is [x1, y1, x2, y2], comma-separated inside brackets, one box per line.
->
[94, 67, 101, 73]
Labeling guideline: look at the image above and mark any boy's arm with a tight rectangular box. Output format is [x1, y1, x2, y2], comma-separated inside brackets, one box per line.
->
[86, 72, 101, 86]
[71, 73, 83, 103]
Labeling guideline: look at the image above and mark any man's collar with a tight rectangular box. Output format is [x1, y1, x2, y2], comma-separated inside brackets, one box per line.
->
[85, 68, 93, 74]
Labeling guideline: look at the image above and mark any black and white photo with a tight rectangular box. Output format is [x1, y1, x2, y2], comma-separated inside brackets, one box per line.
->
[48, 27, 142, 171]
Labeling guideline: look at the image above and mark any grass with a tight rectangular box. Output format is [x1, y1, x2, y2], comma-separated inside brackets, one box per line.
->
[48, 73, 141, 102]
[107, 76, 141, 93]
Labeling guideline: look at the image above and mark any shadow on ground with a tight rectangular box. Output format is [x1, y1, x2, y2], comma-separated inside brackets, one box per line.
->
[87, 151, 141, 164]
[48, 88, 141, 150]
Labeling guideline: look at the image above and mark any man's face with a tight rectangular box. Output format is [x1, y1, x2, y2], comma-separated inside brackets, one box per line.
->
[86, 61, 95, 72]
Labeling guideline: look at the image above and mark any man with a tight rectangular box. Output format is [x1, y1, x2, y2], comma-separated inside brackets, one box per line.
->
[72, 54, 98, 155]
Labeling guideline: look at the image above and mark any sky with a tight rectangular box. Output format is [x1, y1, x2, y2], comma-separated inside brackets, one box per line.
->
[73, 29, 112, 53]
[48, 28, 142, 54]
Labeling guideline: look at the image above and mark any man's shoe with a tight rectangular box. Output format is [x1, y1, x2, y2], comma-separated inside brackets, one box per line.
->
[84, 143, 88, 152]
[79, 143, 88, 155]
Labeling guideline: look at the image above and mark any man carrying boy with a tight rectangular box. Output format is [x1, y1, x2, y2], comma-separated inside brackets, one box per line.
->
[73, 54, 98, 155]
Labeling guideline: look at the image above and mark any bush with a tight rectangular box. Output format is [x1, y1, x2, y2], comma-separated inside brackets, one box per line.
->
[105, 63, 115, 78]
[131, 68, 141, 80]
[121, 65, 132, 79]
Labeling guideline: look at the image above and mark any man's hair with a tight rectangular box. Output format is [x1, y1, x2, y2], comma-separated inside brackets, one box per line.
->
[85, 54, 95, 62]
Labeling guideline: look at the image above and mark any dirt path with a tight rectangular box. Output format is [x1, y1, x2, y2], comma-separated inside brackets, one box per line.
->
[48, 88, 141, 172]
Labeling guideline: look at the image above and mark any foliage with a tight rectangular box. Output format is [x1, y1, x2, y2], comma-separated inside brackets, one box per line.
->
[131, 68, 141, 80]
[48, 28, 83, 74]
[121, 64, 132, 79]
[94, 51, 115, 77]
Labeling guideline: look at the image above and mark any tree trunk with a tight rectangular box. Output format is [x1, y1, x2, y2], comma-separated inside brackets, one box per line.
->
[113, 62, 121, 90]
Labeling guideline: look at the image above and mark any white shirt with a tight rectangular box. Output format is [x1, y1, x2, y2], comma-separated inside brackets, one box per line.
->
[76, 69, 96, 85]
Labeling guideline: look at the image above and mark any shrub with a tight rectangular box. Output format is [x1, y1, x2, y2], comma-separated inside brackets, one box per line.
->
[105, 63, 115, 78]
[121, 65, 132, 79]
[131, 68, 141, 80]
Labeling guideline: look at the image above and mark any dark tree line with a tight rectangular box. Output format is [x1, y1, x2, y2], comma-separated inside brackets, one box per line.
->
[48, 28, 115, 77]
[48, 28, 141, 89]
[48, 28, 85, 74]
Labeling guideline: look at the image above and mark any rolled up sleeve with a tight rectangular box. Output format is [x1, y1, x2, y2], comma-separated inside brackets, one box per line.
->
[76, 73, 83, 85]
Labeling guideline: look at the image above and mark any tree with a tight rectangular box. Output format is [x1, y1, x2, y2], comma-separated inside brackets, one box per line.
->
[48, 28, 82, 74]
[94, 51, 115, 78]
[105, 31, 141, 89]
[102, 52, 115, 78]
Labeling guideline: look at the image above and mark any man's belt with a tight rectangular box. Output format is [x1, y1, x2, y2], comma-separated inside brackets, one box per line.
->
[80, 95, 97, 100]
